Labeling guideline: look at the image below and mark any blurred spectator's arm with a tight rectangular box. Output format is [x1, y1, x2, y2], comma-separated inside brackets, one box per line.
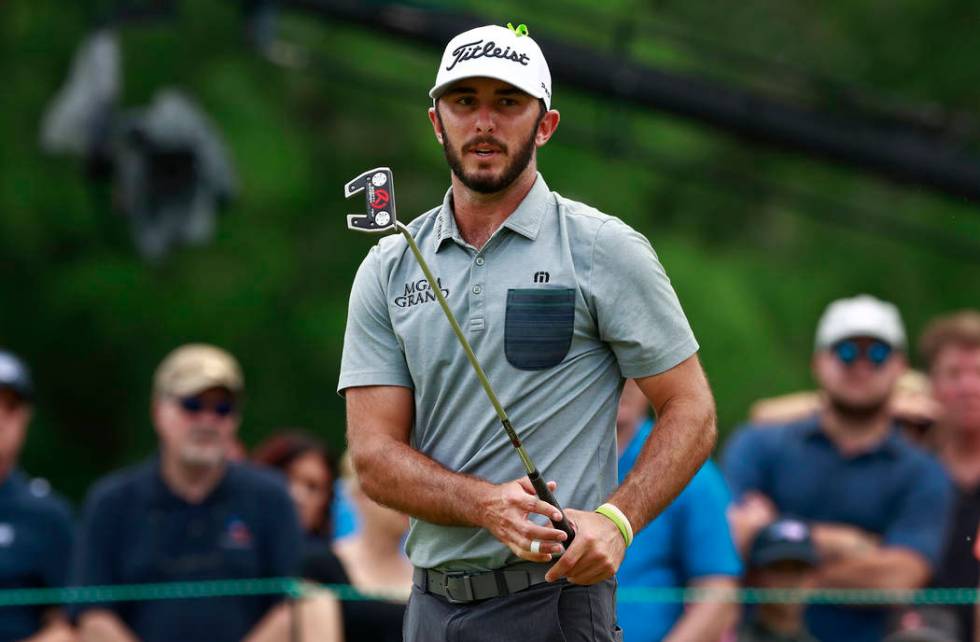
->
[816, 462, 951, 590]
[23, 610, 76, 642]
[663, 576, 739, 642]
[727, 492, 778, 557]
[810, 522, 880, 559]
[814, 547, 930, 590]
[78, 611, 138, 642]
[244, 591, 343, 642]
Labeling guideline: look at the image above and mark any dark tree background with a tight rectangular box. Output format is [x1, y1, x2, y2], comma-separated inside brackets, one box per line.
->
[2, 0, 978, 501]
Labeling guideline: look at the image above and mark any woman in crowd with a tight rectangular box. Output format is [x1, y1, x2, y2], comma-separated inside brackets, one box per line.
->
[252, 431, 338, 550]
[252, 431, 407, 642]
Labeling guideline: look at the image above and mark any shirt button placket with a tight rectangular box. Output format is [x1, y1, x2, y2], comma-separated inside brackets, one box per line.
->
[470, 255, 485, 332]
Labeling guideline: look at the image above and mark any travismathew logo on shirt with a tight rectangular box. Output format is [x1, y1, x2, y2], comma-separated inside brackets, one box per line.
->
[395, 278, 450, 308]
[446, 40, 531, 71]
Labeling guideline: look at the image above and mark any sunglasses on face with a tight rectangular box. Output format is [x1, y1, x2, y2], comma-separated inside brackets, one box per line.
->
[177, 396, 237, 417]
[831, 340, 893, 367]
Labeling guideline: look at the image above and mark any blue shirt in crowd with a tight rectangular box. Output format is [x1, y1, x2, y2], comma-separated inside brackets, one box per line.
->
[723, 416, 953, 642]
[0, 470, 73, 642]
[617, 419, 742, 642]
[331, 478, 358, 539]
[73, 457, 303, 642]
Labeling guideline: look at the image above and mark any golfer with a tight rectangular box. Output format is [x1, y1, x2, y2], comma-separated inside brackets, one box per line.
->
[339, 23, 716, 641]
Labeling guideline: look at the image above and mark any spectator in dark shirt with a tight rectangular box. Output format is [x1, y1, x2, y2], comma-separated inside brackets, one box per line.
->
[74, 344, 340, 642]
[0, 350, 75, 642]
[724, 295, 953, 642]
[737, 519, 819, 642]
[920, 310, 980, 640]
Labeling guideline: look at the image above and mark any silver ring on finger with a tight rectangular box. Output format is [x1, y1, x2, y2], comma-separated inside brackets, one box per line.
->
[530, 539, 542, 554]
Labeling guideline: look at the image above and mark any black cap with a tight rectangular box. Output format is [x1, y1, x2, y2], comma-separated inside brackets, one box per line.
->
[0, 351, 33, 402]
[749, 519, 818, 568]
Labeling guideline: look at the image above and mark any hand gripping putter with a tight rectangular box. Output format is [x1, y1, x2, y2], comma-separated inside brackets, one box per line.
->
[344, 167, 576, 546]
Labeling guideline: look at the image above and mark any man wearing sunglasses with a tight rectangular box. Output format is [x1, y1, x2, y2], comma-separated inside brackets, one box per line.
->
[723, 295, 952, 642]
[74, 344, 342, 642]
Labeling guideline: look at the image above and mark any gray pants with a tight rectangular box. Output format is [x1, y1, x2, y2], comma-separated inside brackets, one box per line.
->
[403, 577, 623, 642]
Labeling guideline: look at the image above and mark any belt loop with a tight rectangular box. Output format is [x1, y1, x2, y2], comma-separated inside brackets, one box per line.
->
[414, 567, 428, 592]
[493, 569, 509, 597]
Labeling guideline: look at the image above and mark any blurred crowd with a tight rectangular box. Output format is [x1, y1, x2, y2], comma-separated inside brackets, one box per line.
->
[0, 344, 407, 642]
[1, 296, 978, 642]
[617, 297, 980, 642]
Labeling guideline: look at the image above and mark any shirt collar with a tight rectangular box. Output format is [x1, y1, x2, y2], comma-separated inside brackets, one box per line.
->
[433, 173, 552, 252]
[803, 416, 904, 459]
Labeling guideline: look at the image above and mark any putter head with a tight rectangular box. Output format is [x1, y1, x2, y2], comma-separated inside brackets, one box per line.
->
[344, 167, 398, 233]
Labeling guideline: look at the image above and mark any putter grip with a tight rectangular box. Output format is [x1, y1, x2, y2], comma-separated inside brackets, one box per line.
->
[528, 471, 576, 546]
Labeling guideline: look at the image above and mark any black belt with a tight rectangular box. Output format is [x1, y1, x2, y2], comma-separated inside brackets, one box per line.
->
[413, 563, 552, 604]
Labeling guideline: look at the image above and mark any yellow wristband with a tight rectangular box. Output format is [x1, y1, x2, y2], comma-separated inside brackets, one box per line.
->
[595, 503, 633, 547]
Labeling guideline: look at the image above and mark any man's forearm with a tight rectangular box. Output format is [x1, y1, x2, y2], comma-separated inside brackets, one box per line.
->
[350, 429, 493, 527]
[24, 610, 76, 642]
[79, 611, 138, 642]
[609, 374, 716, 532]
[810, 522, 880, 560]
[663, 577, 739, 642]
[244, 594, 342, 642]
[816, 548, 931, 590]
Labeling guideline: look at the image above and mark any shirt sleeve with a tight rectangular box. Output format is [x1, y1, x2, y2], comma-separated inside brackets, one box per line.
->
[589, 218, 698, 378]
[883, 458, 954, 567]
[71, 483, 122, 616]
[678, 461, 743, 580]
[721, 425, 770, 501]
[39, 499, 74, 589]
[337, 245, 414, 394]
[262, 482, 304, 577]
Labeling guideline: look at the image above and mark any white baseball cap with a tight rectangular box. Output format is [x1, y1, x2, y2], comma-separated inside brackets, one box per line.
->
[815, 294, 907, 350]
[429, 24, 552, 109]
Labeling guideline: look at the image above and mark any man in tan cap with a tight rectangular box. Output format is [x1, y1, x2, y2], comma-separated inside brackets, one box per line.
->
[74, 344, 341, 642]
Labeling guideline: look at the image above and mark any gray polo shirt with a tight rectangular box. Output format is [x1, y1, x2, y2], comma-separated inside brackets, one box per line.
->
[339, 174, 698, 571]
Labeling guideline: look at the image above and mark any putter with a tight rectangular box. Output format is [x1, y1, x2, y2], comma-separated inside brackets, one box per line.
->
[344, 167, 576, 545]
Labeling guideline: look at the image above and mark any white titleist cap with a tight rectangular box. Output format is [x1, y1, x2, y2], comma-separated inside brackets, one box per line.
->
[429, 24, 552, 109]
[815, 294, 907, 350]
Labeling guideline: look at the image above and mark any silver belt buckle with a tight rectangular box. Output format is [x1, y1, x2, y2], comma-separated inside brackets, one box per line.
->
[443, 571, 475, 603]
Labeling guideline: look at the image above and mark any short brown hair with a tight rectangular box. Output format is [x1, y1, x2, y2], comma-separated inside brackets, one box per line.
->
[918, 310, 980, 369]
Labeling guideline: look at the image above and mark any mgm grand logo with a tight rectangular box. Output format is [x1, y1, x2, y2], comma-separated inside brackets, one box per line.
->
[395, 278, 450, 308]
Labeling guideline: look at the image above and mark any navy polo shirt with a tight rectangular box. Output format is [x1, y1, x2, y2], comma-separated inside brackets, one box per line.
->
[0, 470, 73, 642]
[73, 458, 302, 642]
[723, 416, 953, 642]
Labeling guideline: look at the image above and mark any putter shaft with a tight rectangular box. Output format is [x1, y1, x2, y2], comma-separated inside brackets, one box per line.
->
[396, 222, 576, 545]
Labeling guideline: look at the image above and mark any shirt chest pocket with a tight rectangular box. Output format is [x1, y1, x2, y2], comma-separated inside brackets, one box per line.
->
[505, 288, 576, 370]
